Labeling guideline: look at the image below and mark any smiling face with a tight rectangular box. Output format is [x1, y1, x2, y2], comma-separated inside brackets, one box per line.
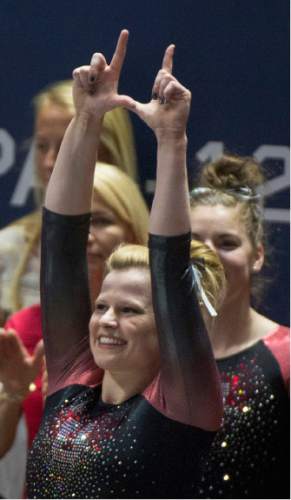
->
[190, 204, 264, 306]
[89, 268, 159, 374]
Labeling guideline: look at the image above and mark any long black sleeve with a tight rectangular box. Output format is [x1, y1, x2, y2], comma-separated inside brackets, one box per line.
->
[148, 232, 222, 430]
[41, 208, 100, 395]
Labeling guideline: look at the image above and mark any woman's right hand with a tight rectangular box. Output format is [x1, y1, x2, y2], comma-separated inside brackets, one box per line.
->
[72, 29, 135, 120]
[0, 328, 44, 399]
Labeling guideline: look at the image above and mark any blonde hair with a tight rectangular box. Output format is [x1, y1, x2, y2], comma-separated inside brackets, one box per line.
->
[191, 154, 264, 248]
[107, 244, 149, 272]
[106, 240, 226, 313]
[8, 212, 42, 311]
[33, 80, 137, 180]
[33, 79, 75, 115]
[190, 240, 226, 312]
[93, 163, 149, 246]
[100, 107, 137, 179]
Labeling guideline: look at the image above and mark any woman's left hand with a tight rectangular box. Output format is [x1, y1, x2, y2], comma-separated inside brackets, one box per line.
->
[126, 45, 191, 140]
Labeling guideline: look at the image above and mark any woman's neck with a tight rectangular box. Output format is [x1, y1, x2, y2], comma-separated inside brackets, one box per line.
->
[209, 295, 278, 359]
[101, 367, 157, 405]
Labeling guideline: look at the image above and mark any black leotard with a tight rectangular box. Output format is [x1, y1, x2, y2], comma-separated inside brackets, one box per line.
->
[197, 326, 290, 499]
[27, 208, 220, 499]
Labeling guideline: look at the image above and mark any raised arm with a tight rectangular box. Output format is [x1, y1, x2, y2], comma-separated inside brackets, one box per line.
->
[128, 47, 223, 430]
[45, 30, 134, 215]
[42, 31, 135, 395]
[127, 46, 190, 235]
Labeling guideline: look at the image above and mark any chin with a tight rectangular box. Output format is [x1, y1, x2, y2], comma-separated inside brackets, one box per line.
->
[92, 349, 124, 371]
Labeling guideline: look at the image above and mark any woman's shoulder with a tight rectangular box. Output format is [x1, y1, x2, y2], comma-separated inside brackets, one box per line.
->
[263, 323, 290, 390]
[251, 310, 288, 342]
[264, 323, 290, 339]
[263, 323, 290, 354]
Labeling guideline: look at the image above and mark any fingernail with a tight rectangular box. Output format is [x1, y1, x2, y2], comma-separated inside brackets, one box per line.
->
[152, 92, 158, 100]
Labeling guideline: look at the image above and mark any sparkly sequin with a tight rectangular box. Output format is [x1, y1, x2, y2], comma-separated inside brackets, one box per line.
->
[196, 341, 290, 499]
[27, 385, 214, 499]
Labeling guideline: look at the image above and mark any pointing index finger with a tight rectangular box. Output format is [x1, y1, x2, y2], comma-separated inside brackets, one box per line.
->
[110, 29, 129, 75]
[162, 44, 175, 73]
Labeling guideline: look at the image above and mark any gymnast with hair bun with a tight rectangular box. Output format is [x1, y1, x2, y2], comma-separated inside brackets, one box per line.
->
[190, 154, 290, 498]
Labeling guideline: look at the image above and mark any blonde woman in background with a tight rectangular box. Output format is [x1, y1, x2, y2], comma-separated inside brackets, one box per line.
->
[0, 160, 148, 498]
[87, 162, 148, 303]
[0, 80, 138, 325]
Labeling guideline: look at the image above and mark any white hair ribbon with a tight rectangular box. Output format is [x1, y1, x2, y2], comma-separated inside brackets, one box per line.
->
[191, 264, 217, 318]
[190, 186, 261, 202]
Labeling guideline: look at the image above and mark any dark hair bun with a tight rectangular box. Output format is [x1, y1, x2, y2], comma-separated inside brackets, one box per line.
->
[199, 154, 264, 191]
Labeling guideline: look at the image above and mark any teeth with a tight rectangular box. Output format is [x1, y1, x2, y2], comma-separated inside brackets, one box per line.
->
[99, 336, 125, 346]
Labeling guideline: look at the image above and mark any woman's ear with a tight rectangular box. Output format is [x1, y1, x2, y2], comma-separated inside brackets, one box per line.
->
[252, 243, 264, 273]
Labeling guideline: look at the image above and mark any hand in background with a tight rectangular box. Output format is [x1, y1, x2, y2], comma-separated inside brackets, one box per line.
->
[0, 328, 44, 399]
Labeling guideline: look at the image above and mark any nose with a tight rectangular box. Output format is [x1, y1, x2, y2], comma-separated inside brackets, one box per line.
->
[87, 227, 101, 249]
[87, 231, 95, 244]
[99, 307, 118, 328]
[88, 222, 99, 239]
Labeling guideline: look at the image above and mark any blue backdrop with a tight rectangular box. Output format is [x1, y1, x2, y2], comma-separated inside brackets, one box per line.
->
[0, 0, 289, 324]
